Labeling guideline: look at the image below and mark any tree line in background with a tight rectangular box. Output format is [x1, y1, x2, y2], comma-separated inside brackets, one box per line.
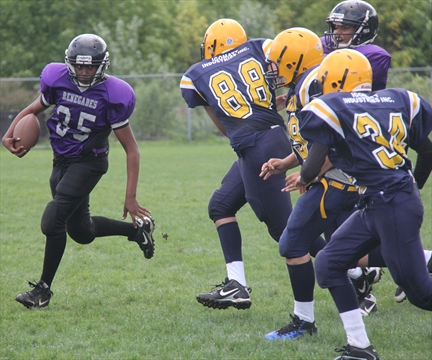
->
[1, 0, 431, 78]
[1, 0, 431, 141]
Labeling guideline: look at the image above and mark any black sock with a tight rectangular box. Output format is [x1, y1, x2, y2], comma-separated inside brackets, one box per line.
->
[41, 233, 67, 287]
[92, 216, 136, 239]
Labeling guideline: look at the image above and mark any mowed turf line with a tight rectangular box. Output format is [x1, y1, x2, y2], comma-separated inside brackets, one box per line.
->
[1, 140, 431, 360]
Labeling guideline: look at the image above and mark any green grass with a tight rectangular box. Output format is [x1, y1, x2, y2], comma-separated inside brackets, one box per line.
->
[1, 140, 431, 360]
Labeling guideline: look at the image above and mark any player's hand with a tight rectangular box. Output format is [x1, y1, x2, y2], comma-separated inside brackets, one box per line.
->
[282, 171, 307, 194]
[1, 135, 27, 158]
[260, 158, 287, 180]
[122, 197, 152, 227]
[275, 94, 288, 111]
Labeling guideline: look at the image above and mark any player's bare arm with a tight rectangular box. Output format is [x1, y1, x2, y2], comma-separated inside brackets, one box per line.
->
[114, 125, 152, 226]
[204, 106, 227, 136]
[260, 153, 300, 180]
[2, 95, 47, 157]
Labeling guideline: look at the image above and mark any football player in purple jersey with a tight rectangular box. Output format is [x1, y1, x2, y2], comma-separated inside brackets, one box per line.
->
[321, 0, 391, 91]
[320, 0, 392, 305]
[297, 49, 432, 360]
[180, 19, 293, 310]
[2, 34, 156, 309]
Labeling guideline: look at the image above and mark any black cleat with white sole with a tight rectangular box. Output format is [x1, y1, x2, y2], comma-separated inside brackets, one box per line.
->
[130, 216, 155, 259]
[334, 344, 380, 360]
[196, 278, 251, 310]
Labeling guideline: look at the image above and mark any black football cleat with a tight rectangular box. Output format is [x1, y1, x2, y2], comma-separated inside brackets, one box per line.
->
[129, 216, 155, 259]
[265, 314, 317, 340]
[196, 278, 251, 310]
[16, 281, 53, 309]
[351, 267, 383, 299]
[334, 344, 380, 360]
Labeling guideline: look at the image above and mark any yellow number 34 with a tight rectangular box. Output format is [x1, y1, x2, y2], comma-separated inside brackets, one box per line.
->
[354, 113, 407, 169]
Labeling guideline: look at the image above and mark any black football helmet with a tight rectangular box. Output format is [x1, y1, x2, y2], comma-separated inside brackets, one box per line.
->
[324, 1, 378, 50]
[65, 34, 110, 87]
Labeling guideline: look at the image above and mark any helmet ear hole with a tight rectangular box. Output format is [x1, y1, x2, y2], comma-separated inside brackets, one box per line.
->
[266, 27, 324, 89]
[317, 49, 372, 94]
[201, 19, 247, 60]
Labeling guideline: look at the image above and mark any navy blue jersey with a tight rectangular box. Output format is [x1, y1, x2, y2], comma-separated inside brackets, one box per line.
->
[40, 63, 136, 157]
[180, 39, 284, 152]
[300, 89, 432, 197]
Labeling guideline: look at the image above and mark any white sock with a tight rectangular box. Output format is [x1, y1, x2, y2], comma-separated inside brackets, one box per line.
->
[340, 309, 371, 349]
[226, 261, 247, 287]
[347, 267, 363, 279]
[424, 250, 432, 264]
[294, 300, 314, 323]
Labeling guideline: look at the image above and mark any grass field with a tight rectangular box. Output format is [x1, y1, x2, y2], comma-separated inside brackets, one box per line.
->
[1, 140, 431, 360]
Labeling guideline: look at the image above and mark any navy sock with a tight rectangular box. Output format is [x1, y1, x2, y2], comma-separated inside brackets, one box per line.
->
[217, 222, 242, 263]
[287, 260, 315, 302]
[329, 284, 359, 313]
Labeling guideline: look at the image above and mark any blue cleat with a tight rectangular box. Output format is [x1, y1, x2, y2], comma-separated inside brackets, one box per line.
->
[265, 314, 317, 340]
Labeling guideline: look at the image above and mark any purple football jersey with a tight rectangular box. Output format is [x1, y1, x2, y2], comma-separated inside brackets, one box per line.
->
[40, 63, 136, 157]
[320, 37, 391, 91]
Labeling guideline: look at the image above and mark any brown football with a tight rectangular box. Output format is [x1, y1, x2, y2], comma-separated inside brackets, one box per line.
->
[13, 114, 41, 155]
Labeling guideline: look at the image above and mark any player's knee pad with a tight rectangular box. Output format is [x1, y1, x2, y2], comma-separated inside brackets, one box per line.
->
[279, 242, 308, 258]
[314, 250, 331, 288]
[66, 220, 95, 244]
[67, 227, 95, 244]
[278, 227, 309, 258]
[41, 200, 59, 235]
[405, 290, 432, 311]
[208, 196, 237, 222]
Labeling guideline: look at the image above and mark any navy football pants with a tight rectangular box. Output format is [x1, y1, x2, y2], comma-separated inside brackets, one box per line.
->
[315, 185, 432, 311]
[208, 126, 292, 242]
[279, 179, 359, 258]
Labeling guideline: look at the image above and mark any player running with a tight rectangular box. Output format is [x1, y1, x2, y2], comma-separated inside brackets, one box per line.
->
[320, 0, 392, 308]
[180, 19, 293, 310]
[298, 49, 432, 360]
[2, 34, 155, 309]
[260, 27, 378, 342]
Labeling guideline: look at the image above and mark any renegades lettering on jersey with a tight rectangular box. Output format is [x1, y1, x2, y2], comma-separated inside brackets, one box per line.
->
[62, 91, 98, 109]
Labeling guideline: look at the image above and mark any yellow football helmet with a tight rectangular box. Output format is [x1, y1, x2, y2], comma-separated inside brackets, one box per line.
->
[318, 49, 372, 94]
[201, 19, 247, 60]
[265, 27, 324, 89]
